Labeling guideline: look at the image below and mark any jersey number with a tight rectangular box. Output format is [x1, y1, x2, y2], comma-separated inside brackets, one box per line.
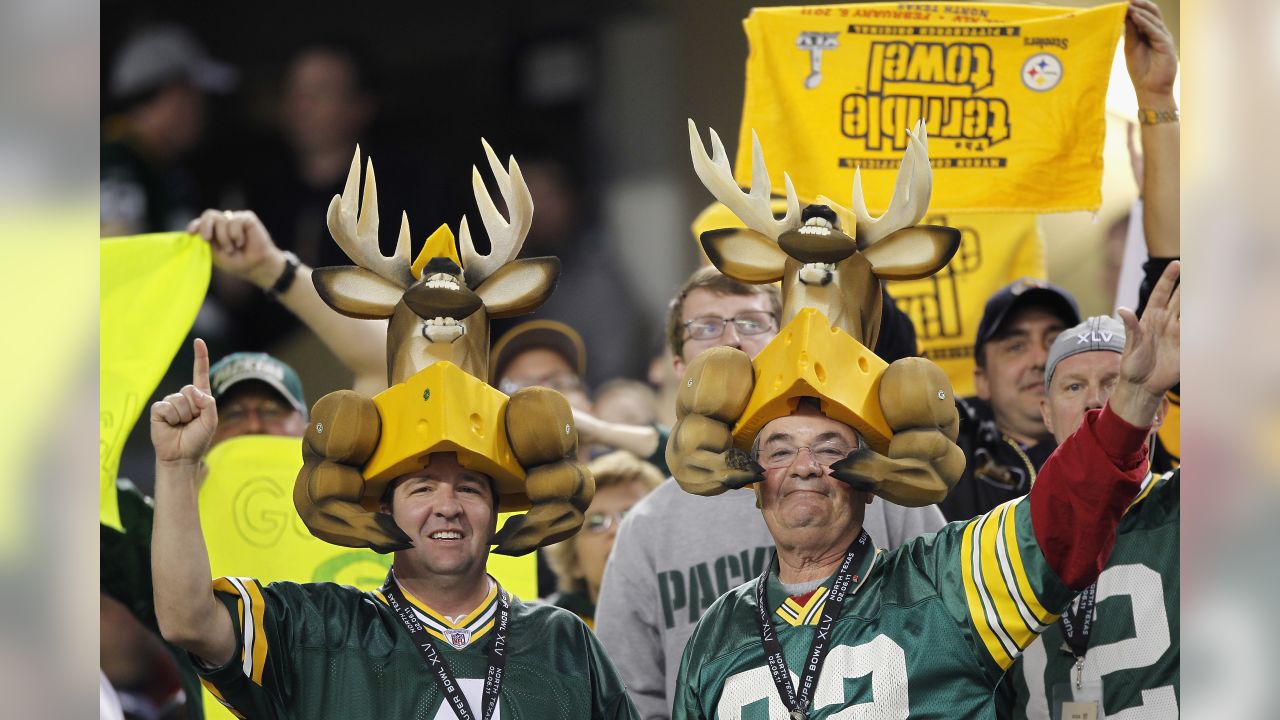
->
[1020, 563, 1176, 719]
[717, 635, 909, 719]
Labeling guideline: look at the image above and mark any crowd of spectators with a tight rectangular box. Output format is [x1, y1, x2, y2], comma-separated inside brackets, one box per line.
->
[101, 3, 1180, 718]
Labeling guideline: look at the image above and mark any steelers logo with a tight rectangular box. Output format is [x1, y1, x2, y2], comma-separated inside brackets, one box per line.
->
[1021, 53, 1063, 92]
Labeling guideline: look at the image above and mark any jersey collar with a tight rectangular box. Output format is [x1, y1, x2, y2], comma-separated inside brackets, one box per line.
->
[376, 575, 499, 650]
[767, 543, 881, 627]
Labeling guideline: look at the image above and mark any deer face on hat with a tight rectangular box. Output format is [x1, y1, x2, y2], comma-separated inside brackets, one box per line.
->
[667, 120, 965, 507]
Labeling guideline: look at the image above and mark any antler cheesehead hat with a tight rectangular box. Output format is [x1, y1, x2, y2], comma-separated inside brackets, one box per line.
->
[294, 141, 593, 556]
[667, 119, 965, 508]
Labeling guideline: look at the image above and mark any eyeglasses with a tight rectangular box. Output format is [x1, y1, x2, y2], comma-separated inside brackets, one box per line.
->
[498, 371, 583, 396]
[682, 311, 777, 341]
[755, 441, 856, 469]
[583, 510, 628, 534]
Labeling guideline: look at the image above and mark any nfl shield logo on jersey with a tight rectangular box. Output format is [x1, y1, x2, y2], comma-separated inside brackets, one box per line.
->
[444, 628, 472, 650]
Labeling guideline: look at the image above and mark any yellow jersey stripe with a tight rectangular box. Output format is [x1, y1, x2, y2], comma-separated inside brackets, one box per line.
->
[422, 617, 496, 647]
[243, 580, 268, 685]
[984, 502, 1049, 656]
[999, 500, 1057, 627]
[221, 577, 269, 686]
[212, 577, 256, 683]
[961, 515, 1015, 668]
[471, 618, 495, 642]
[775, 603, 806, 627]
[989, 501, 1041, 632]
[1126, 471, 1160, 512]
[454, 583, 498, 627]
[401, 580, 498, 628]
[976, 507, 1023, 662]
[200, 678, 247, 719]
[774, 586, 829, 627]
[375, 584, 498, 647]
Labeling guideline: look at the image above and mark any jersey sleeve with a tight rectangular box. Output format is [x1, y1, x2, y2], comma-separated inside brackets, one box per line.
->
[191, 577, 301, 719]
[1029, 405, 1151, 589]
[951, 494, 1072, 678]
[922, 404, 1151, 680]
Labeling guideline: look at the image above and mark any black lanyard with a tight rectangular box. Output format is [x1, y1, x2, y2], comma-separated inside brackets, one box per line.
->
[381, 571, 510, 720]
[753, 530, 871, 720]
[1058, 582, 1097, 689]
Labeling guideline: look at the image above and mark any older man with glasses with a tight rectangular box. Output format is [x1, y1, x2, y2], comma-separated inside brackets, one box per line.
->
[595, 266, 944, 720]
[672, 262, 1180, 719]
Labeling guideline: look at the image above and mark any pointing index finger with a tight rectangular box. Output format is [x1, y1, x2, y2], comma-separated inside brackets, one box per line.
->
[194, 337, 212, 394]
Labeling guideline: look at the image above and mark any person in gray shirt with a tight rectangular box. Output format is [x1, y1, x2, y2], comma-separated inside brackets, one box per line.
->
[595, 267, 946, 719]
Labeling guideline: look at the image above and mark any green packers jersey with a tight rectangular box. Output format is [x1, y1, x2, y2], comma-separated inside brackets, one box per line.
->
[196, 576, 638, 719]
[1000, 470, 1179, 719]
[674, 496, 1074, 719]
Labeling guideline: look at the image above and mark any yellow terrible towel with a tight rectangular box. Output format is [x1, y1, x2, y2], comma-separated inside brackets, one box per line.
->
[738, 2, 1127, 213]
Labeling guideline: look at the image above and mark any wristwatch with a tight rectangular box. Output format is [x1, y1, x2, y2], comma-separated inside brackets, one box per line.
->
[1137, 108, 1179, 125]
[267, 251, 300, 299]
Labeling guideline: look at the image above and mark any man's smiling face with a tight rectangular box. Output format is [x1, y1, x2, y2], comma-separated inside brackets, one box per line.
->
[384, 453, 496, 579]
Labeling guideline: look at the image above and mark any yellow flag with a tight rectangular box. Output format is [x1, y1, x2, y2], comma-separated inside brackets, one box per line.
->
[199, 435, 538, 719]
[885, 212, 1045, 397]
[201, 436, 392, 587]
[738, 2, 1127, 213]
[100, 233, 210, 530]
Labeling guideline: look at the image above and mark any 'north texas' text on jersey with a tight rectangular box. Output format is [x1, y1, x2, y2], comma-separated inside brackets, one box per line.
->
[674, 494, 1071, 719]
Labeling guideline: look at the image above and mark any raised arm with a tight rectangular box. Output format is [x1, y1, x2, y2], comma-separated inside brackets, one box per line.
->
[150, 338, 237, 665]
[188, 209, 389, 395]
[1126, 0, 1178, 258]
[1031, 261, 1179, 588]
[572, 407, 661, 460]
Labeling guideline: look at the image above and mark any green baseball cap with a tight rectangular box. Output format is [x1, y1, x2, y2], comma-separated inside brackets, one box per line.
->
[208, 352, 308, 419]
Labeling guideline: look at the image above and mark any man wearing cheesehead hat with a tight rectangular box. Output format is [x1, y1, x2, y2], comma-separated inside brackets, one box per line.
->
[999, 313, 1179, 719]
[669, 118, 1181, 719]
[149, 141, 638, 719]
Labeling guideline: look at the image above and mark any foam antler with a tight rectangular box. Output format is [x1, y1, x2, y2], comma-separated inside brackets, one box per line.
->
[326, 146, 415, 287]
[688, 119, 802, 241]
[459, 139, 533, 288]
[850, 119, 934, 248]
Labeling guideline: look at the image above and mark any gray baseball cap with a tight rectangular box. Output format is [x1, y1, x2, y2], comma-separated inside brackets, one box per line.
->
[1044, 315, 1126, 391]
[109, 24, 238, 100]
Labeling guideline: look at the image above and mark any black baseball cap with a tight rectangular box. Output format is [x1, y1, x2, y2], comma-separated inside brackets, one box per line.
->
[974, 278, 1081, 360]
